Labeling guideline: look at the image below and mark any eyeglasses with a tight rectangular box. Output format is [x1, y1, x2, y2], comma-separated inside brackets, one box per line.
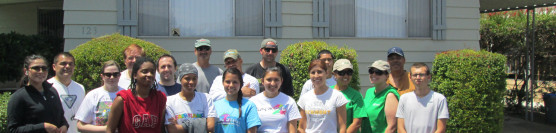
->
[103, 72, 121, 78]
[30, 66, 48, 72]
[368, 68, 386, 75]
[336, 70, 353, 76]
[196, 46, 211, 51]
[263, 48, 278, 53]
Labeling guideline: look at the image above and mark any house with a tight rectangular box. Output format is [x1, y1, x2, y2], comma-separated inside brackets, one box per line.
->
[3, 0, 481, 91]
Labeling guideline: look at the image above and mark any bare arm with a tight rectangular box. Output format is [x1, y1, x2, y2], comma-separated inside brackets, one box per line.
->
[397, 118, 406, 133]
[207, 117, 215, 133]
[247, 126, 258, 133]
[346, 118, 362, 133]
[106, 96, 124, 133]
[288, 119, 299, 133]
[77, 121, 106, 133]
[384, 93, 398, 133]
[336, 105, 347, 133]
[434, 119, 448, 133]
[297, 109, 306, 133]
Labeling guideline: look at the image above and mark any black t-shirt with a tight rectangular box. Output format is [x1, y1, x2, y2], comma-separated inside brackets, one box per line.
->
[245, 62, 294, 97]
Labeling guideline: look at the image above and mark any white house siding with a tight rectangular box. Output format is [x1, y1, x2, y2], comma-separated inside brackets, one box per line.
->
[63, 0, 118, 51]
[0, 1, 62, 35]
[63, 0, 480, 95]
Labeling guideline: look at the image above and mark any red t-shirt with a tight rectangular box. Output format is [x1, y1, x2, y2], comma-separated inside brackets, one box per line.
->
[116, 89, 166, 133]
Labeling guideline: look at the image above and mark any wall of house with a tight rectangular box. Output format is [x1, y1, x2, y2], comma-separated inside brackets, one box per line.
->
[64, 0, 480, 94]
[0, 1, 62, 35]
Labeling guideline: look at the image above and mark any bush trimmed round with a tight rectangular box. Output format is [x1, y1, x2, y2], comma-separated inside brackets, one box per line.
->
[70, 33, 170, 92]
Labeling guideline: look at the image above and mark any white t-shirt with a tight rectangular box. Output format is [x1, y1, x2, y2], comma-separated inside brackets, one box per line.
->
[251, 92, 301, 133]
[75, 86, 124, 126]
[300, 76, 337, 96]
[165, 92, 217, 125]
[209, 73, 259, 101]
[119, 69, 161, 90]
[47, 78, 86, 133]
[396, 90, 449, 133]
[297, 88, 348, 133]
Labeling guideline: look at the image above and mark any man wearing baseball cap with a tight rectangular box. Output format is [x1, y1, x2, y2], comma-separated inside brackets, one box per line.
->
[245, 38, 294, 97]
[184, 38, 223, 93]
[386, 47, 415, 95]
[209, 49, 260, 101]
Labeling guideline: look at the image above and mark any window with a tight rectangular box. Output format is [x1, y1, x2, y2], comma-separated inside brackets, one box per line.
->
[122, 0, 280, 37]
[315, 0, 443, 39]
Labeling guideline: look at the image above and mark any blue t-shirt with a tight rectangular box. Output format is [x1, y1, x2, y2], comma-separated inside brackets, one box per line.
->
[214, 98, 261, 133]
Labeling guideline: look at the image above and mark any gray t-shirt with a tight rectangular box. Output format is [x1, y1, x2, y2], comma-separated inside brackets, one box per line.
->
[190, 62, 223, 94]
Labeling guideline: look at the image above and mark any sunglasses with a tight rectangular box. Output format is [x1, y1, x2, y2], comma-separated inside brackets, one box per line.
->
[103, 72, 121, 78]
[196, 46, 211, 51]
[263, 48, 278, 53]
[368, 68, 386, 75]
[30, 66, 48, 71]
[336, 70, 353, 76]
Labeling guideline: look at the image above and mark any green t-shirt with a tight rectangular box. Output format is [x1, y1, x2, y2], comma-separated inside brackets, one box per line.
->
[331, 85, 366, 132]
[361, 85, 400, 133]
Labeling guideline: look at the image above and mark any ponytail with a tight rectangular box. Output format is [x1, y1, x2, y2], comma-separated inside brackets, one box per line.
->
[222, 68, 244, 117]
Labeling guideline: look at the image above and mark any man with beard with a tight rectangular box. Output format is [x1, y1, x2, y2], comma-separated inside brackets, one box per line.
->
[157, 54, 181, 96]
[209, 49, 259, 101]
[386, 47, 415, 95]
[245, 38, 294, 97]
[183, 38, 223, 93]
[47, 52, 85, 133]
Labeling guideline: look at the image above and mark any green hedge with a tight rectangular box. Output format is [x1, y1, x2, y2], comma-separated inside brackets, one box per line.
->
[0, 92, 11, 132]
[431, 49, 507, 133]
[70, 33, 170, 92]
[0, 32, 63, 82]
[280, 41, 359, 100]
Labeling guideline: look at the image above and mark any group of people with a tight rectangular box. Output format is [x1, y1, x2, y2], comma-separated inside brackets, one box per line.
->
[7, 38, 449, 133]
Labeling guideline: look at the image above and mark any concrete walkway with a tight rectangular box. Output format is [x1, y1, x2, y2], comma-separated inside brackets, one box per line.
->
[503, 116, 556, 133]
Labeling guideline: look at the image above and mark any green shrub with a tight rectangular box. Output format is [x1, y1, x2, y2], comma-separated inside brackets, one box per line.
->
[280, 41, 359, 100]
[0, 92, 11, 132]
[431, 49, 507, 133]
[70, 33, 170, 92]
[0, 32, 63, 82]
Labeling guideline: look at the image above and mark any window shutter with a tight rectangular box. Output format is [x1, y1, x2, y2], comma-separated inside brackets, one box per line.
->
[265, 0, 283, 38]
[118, 0, 138, 37]
[312, 0, 329, 38]
[432, 0, 446, 40]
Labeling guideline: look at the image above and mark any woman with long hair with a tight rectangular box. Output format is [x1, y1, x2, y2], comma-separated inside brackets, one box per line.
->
[8, 54, 69, 133]
[165, 63, 216, 133]
[75, 60, 124, 132]
[250, 67, 301, 133]
[331, 59, 366, 133]
[107, 57, 166, 133]
[213, 68, 261, 133]
[361, 60, 399, 133]
[297, 59, 348, 133]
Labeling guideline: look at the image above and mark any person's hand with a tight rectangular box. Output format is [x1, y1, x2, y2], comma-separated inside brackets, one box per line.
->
[169, 117, 178, 125]
[58, 125, 68, 133]
[44, 122, 58, 133]
[241, 83, 255, 97]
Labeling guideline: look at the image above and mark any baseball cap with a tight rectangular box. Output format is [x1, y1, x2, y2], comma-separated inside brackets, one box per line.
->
[387, 47, 404, 57]
[223, 49, 240, 61]
[195, 38, 211, 48]
[177, 63, 198, 80]
[369, 60, 390, 71]
[260, 38, 278, 49]
[333, 59, 353, 71]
